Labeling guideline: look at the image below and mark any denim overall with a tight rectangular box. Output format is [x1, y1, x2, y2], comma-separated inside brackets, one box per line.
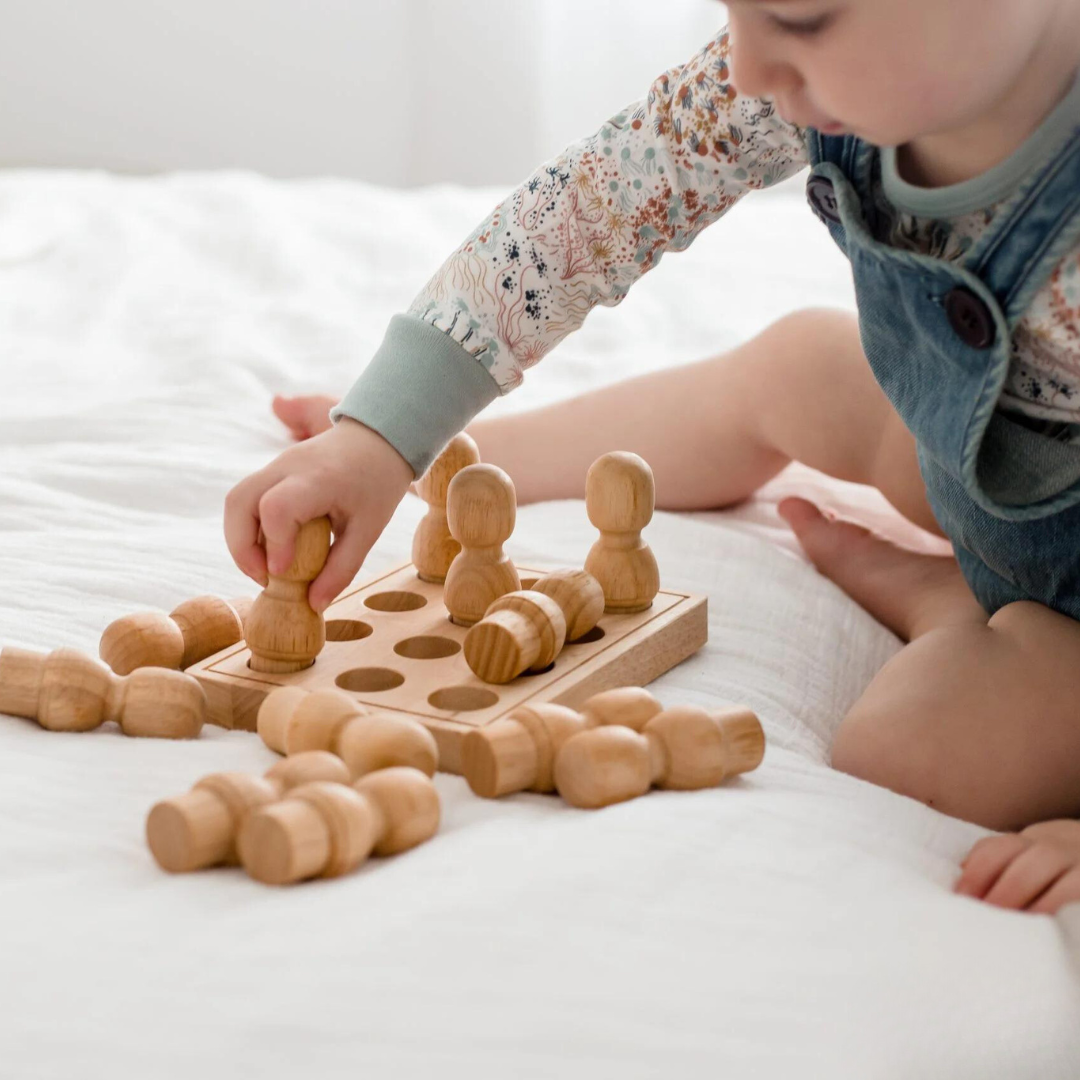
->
[804, 125, 1080, 621]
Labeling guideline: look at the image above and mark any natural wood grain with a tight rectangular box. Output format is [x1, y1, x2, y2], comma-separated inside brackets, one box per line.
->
[146, 750, 351, 873]
[186, 561, 708, 774]
[246, 517, 332, 674]
[412, 432, 481, 583]
[99, 596, 245, 675]
[584, 452, 660, 614]
[257, 686, 438, 778]
[554, 704, 765, 809]
[443, 464, 520, 626]
[236, 767, 440, 885]
[0, 645, 205, 738]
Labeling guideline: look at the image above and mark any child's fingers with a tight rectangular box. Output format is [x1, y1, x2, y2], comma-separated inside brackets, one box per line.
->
[257, 477, 332, 576]
[981, 843, 1074, 911]
[272, 394, 338, 441]
[954, 834, 1029, 898]
[223, 476, 271, 586]
[1028, 867, 1080, 916]
[308, 524, 373, 614]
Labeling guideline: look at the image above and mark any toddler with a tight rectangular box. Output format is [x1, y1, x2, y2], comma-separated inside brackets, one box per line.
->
[225, 1, 1080, 915]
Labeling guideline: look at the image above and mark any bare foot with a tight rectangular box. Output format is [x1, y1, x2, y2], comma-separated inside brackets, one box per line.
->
[272, 394, 339, 441]
[777, 496, 987, 641]
[955, 820, 1080, 914]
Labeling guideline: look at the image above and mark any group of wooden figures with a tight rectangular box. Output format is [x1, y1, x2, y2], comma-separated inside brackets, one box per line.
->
[147, 684, 764, 886]
[0, 436, 768, 887]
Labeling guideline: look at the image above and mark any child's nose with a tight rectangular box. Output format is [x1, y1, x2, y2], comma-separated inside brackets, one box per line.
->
[726, 23, 801, 101]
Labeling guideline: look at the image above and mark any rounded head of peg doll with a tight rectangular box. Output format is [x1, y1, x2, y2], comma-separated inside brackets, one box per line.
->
[353, 766, 441, 856]
[170, 596, 245, 669]
[579, 686, 662, 732]
[585, 452, 655, 534]
[99, 611, 185, 675]
[415, 432, 481, 506]
[446, 464, 516, 549]
[118, 668, 207, 738]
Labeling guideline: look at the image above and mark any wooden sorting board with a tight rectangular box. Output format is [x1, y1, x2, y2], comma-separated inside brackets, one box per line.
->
[188, 562, 708, 774]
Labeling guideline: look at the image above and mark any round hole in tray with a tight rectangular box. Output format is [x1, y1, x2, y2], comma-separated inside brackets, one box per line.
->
[364, 591, 428, 613]
[325, 619, 373, 642]
[428, 686, 499, 712]
[394, 635, 461, 660]
[335, 667, 405, 693]
[568, 625, 605, 645]
[518, 662, 555, 678]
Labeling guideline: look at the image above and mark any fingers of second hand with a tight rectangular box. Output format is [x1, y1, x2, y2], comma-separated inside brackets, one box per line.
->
[954, 834, 1028, 897]
[982, 843, 1070, 910]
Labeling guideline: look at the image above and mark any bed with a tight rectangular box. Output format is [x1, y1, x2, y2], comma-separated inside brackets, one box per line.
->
[1, 169, 1078, 1079]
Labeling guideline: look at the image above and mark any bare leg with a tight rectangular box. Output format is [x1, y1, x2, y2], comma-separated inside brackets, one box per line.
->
[471, 308, 943, 535]
[776, 498, 1080, 830]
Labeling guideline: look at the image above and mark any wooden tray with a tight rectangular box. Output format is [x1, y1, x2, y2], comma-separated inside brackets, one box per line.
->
[188, 562, 707, 774]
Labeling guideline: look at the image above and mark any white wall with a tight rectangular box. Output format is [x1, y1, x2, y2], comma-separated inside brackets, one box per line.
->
[0, 0, 726, 186]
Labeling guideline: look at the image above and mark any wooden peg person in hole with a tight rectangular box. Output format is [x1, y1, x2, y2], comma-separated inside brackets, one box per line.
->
[246, 517, 332, 673]
[443, 464, 520, 627]
[412, 432, 481, 583]
[584, 452, 660, 613]
[462, 569, 604, 684]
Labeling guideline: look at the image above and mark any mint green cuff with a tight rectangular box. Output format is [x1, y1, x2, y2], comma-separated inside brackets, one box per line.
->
[330, 314, 501, 476]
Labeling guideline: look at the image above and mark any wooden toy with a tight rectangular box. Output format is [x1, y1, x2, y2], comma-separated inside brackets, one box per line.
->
[236, 767, 440, 885]
[462, 703, 591, 798]
[443, 464, 520, 626]
[246, 516, 332, 673]
[145, 750, 350, 873]
[256, 686, 438, 778]
[461, 687, 663, 798]
[524, 568, 605, 642]
[186, 559, 707, 774]
[412, 432, 481, 583]
[554, 704, 765, 809]
[0, 645, 205, 738]
[579, 686, 664, 731]
[462, 569, 605, 684]
[584, 452, 660, 613]
[463, 590, 566, 684]
[99, 595, 245, 675]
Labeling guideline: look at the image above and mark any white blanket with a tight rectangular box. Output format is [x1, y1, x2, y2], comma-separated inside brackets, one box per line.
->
[1, 170, 1078, 1080]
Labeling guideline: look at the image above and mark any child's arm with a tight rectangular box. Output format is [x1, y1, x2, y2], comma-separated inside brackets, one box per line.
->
[331, 25, 807, 482]
[228, 25, 808, 604]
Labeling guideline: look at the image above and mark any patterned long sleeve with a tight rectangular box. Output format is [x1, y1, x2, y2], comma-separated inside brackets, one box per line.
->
[331, 25, 809, 473]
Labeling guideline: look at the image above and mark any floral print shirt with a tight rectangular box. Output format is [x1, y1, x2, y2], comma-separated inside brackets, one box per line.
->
[406, 25, 1080, 423]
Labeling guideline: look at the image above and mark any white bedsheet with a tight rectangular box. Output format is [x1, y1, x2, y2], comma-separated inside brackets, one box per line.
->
[1, 170, 1078, 1080]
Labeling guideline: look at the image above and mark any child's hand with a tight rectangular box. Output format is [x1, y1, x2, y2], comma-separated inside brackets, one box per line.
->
[954, 819, 1080, 915]
[225, 416, 414, 613]
[271, 393, 339, 441]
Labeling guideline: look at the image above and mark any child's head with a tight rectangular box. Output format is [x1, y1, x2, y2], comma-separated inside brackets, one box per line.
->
[724, 0, 1080, 148]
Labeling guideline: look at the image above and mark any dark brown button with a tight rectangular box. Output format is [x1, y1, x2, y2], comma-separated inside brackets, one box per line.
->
[806, 176, 841, 225]
[944, 287, 995, 349]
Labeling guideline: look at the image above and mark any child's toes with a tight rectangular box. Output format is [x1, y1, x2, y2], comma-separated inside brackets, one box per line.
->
[1028, 867, 1080, 915]
[981, 842, 1075, 911]
[954, 833, 1029, 898]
